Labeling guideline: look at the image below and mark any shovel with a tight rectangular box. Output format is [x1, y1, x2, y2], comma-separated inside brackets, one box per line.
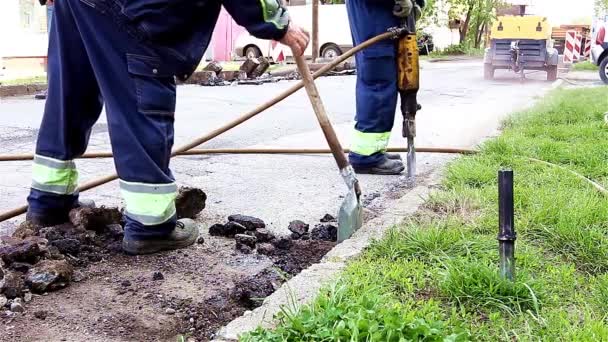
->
[293, 54, 363, 242]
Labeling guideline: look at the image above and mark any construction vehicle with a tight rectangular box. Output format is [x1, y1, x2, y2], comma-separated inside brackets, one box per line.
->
[590, 20, 608, 84]
[483, 5, 559, 81]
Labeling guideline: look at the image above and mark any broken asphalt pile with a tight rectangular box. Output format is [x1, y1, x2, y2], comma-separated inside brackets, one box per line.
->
[0, 187, 206, 318]
[0, 184, 339, 340]
[182, 58, 356, 87]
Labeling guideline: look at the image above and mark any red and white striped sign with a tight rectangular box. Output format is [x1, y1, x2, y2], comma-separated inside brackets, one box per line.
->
[563, 30, 577, 64]
[574, 33, 583, 61]
[584, 36, 591, 59]
[270, 41, 285, 63]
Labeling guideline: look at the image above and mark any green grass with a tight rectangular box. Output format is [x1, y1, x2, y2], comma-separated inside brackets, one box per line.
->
[572, 61, 599, 72]
[243, 87, 608, 341]
[0, 75, 46, 86]
[427, 44, 485, 59]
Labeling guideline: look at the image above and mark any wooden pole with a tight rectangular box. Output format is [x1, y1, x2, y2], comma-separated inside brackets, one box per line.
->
[312, 0, 319, 61]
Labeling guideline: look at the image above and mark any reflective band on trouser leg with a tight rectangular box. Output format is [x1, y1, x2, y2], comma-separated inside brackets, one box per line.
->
[350, 130, 391, 156]
[120, 180, 177, 226]
[31, 155, 79, 195]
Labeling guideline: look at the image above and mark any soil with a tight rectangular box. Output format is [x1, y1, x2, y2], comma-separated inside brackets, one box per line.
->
[0, 208, 336, 341]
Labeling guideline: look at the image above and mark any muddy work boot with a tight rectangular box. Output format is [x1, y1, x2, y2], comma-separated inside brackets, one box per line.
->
[385, 153, 402, 160]
[353, 158, 405, 175]
[122, 219, 200, 255]
[25, 199, 97, 228]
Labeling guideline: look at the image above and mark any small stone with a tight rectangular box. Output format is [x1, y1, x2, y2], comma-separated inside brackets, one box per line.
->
[1, 271, 25, 299]
[46, 246, 65, 260]
[0, 295, 7, 308]
[120, 280, 132, 287]
[272, 237, 293, 250]
[34, 310, 48, 320]
[189, 317, 195, 323]
[256, 243, 275, 256]
[320, 213, 337, 223]
[175, 187, 207, 219]
[10, 302, 24, 313]
[152, 272, 164, 281]
[25, 260, 74, 293]
[288, 220, 309, 237]
[310, 224, 338, 242]
[50, 239, 81, 256]
[0, 239, 43, 265]
[106, 224, 124, 239]
[69, 206, 122, 232]
[254, 229, 275, 243]
[142, 293, 152, 299]
[10, 262, 33, 273]
[235, 234, 257, 249]
[301, 233, 311, 241]
[236, 244, 253, 254]
[227, 215, 265, 231]
[23, 292, 32, 303]
[209, 222, 246, 237]
[290, 233, 300, 240]
[165, 308, 176, 315]
[196, 237, 205, 244]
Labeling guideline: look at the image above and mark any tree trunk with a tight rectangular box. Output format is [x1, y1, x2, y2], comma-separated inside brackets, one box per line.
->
[460, 4, 474, 44]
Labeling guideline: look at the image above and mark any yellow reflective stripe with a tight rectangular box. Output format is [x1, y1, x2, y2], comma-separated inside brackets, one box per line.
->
[350, 130, 391, 156]
[120, 180, 177, 226]
[31, 157, 78, 195]
[259, 0, 289, 30]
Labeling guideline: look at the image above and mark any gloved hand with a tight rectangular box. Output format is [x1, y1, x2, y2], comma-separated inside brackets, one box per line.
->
[393, 0, 413, 18]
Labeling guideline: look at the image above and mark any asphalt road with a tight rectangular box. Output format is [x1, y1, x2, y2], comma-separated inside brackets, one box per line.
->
[0, 61, 554, 236]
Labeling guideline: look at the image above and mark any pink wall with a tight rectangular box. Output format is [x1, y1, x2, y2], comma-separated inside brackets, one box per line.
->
[211, 8, 246, 61]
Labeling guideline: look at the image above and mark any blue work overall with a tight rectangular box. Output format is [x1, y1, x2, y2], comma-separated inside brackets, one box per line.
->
[27, 0, 288, 240]
[346, 0, 400, 168]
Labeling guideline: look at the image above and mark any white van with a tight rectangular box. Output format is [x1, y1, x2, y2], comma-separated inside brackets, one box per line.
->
[233, 4, 352, 60]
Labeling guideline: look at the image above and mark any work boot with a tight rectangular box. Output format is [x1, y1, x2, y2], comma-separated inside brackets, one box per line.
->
[122, 219, 200, 255]
[353, 158, 405, 175]
[386, 153, 402, 160]
[25, 199, 97, 227]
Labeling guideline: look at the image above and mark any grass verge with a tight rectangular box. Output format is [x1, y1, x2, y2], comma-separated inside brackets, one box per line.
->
[0, 75, 46, 86]
[572, 61, 599, 72]
[242, 86, 608, 341]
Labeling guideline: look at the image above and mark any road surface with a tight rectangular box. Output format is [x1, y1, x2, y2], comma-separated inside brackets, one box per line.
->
[0, 61, 554, 236]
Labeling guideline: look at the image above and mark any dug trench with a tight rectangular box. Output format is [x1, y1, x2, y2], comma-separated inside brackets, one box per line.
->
[0, 187, 337, 341]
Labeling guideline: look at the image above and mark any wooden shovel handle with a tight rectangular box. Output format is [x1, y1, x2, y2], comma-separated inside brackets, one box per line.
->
[294, 54, 350, 170]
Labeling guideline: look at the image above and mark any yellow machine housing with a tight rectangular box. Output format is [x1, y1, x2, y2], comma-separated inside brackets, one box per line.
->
[484, 14, 559, 81]
[490, 15, 552, 40]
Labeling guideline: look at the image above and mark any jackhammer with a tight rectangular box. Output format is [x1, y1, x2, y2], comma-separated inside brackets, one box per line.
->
[394, 0, 423, 183]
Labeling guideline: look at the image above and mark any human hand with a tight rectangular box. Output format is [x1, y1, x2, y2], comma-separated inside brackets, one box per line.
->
[280, 24, 310, 57]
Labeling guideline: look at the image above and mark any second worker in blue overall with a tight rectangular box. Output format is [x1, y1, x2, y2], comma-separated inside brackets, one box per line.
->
[25, 0, 309, 255]
[346, 0, 424, 175]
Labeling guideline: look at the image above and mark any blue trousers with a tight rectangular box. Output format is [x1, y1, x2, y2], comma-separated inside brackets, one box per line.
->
[27, 0, 178, 240]
[346, 0, 400, 167]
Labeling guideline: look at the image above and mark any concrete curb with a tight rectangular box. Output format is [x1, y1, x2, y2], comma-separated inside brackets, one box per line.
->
[213, 171, 443, 341]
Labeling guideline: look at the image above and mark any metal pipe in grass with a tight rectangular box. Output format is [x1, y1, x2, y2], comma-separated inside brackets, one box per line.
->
[498, 169, 516, 281]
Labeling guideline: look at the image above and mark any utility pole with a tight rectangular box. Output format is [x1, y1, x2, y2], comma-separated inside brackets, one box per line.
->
[312, 0, 319, 61]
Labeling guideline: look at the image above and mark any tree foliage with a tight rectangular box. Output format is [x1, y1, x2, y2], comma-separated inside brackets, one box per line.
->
[447, 0, 505, 48]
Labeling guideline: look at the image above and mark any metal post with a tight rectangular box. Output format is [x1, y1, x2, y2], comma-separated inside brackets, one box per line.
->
[312, 0, 319, 61]
[498, 169, 516, 281]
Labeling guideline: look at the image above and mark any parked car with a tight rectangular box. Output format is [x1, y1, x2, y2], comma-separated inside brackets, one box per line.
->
[591, 20, 608, 84]
[234, 4, 352, 61]
[418, 33, 434, 55]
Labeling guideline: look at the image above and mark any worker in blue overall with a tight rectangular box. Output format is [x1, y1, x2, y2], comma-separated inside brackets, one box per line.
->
[346, 0, 423, 175]
[25, 0, 309, 255]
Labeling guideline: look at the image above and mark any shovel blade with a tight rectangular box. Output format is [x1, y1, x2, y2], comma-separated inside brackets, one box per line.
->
[337, 186, 363, 242]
